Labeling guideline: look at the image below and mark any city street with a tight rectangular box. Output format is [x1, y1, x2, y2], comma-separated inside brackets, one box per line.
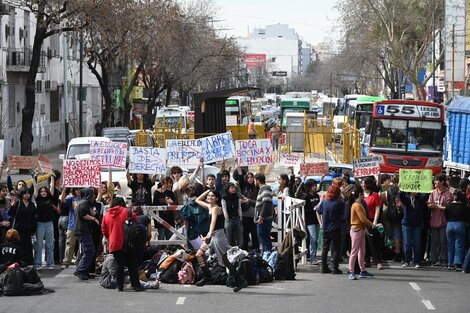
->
[1, 262, 469, 313]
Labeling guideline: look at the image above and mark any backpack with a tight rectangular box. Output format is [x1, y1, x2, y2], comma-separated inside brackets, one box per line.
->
[177, 261, 195, 284]
[226, 258, 257, 288]
[209, 264, 228, 285]
[123, 208, 147, 253]
[253, 257, 274, 283]
[0, 268, 44, 296]
[385, 191, 404, 223]
[274, 254, 296, 280]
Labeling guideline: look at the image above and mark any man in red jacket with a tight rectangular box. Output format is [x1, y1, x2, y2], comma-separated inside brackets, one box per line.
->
[101, 196, 144, 292]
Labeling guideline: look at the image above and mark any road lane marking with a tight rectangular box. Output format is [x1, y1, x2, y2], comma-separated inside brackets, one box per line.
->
[176, 297, 186, 305]
[409, 282, 421, 291]
[422, 300, 436, 310]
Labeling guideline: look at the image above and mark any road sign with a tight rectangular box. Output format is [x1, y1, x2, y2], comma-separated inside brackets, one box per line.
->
[272, 71, 287, 77]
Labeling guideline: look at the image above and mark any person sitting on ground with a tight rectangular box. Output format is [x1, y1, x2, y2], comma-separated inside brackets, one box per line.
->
[0, 229, 25, 271]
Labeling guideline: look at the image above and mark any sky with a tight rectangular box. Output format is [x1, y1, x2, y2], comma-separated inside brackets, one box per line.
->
[213, 0, 340, 46]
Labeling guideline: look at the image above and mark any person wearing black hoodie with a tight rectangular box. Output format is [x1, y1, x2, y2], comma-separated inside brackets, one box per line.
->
[222, 183, 242, 247]
[73, 188, 99, 280]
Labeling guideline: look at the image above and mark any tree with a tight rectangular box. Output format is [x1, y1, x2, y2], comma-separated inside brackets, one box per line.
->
[21, 0, 81, 157]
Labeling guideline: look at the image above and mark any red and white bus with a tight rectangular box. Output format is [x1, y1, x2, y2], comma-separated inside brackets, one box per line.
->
[366, 100, 444, 175]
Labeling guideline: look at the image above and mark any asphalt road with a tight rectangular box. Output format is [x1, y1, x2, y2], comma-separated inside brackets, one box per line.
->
[2, 262, 469, 313]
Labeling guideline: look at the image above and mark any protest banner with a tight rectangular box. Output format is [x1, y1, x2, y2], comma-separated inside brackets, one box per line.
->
[63, 159, 101, 187]
[129, 147, 167, 174]
[279, 153, 302, 167]
[37, 154, 53, 173]
[299, 162, 329, 176]
[166, 139, 202, 166]
[352, 156, 380, 178]
[8, 156, 38, 170]
[235, 139, 273, 166]
[90, 140, 127, 168]
[399, 169, 433, 193]
[200, 132, 236, 164]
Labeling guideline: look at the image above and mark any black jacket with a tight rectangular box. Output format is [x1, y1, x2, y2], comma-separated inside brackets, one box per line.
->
[73, 188, 96, 236]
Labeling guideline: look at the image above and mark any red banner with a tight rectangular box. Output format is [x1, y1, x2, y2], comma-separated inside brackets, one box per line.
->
[8, 156, 38, 170]
[245, 53, 266, 68]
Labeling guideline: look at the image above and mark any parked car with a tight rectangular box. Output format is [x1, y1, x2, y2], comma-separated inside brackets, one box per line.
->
[102, 127, 130, 143]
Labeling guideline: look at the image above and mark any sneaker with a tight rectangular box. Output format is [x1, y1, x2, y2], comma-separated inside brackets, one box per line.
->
[431, 262, 442, 268]
[34, 266, 43, 270]
[60, 264, 69, 269]
[414, 264, 421, 268]
[332, 268, 343, 274]
[321, 268, 332, 274]
[455, 266, 462, 272]
[312, 260, 321, 265]
[133, 285, 146, 292]
[74, 272, 89, 280]
[233, 279, 248, 292]
[402, 262, 409, 267]
[446, 265, 455, 270]
[359, 271, 374, 278]
[47, 266, 55, 270]
[348, 273, 357, 280]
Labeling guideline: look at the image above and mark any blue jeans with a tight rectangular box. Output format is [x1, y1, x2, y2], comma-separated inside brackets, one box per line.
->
[446, 221, 466, 266]
[225, 218, 242, 247]
[402, 225, 421, 264]
[257, 218, 273, 252]
[307, 224, 320, 261]
[34, 221, 54, 267]
[75, 234, 95, 274]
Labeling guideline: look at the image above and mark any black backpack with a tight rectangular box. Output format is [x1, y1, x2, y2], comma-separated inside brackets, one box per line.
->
[252, 257, 274, 283]
[385, 191, 404, 223]
[123, 209, 147, 254]
[274, 254, 296, 280]
[0, 268, 44, 296]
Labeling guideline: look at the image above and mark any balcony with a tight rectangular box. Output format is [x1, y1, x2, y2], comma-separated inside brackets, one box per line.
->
[6, 49, 46, 73]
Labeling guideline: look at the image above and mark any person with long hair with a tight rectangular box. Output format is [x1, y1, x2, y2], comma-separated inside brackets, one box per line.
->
[303, 179, 321, 264]
[126, 170, 154, 206]
[152, 176, 176, 240]
[194, 189, 247, 292]
[428, 174, 454, 267]
[238, 171, 259, 251]
[8, 188, 37, 265]
[222, 182, 242, 247]
[445, 190, 469, 271]
[348, 186, 378, 280]
[277, 174, 290, 200]
[33, 181, 58, 269]
[362, 176, 384, 270]
[316, 185, 344, 274]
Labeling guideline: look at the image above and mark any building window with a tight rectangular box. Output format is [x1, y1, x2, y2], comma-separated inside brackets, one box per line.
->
[50, 89, 60, 122]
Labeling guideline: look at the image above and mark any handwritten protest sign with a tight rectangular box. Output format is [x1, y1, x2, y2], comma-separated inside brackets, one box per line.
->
[279, 153, 302, 167]
[166, 139, 202, 166]
[200, 132, 236, 164]
[129, 147, 167, 174]
[399, 169, 433, 193]
[352, 156, 380, 178]
[37, 154, 53, 173]
[8, 156, 38, 170]
[235, 139, 273, 166]
[63, 159, 101, 187]
[299, 162, 329, 176]
[90, 140, 127, 168]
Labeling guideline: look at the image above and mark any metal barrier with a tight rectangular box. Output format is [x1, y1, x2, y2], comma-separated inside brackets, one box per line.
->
[278, 197, 308, 267]
[140, 205, 187, 246]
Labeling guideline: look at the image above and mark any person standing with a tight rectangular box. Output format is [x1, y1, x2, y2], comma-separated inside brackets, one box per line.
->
[445, 191, 469, 271]
[428, 174, 454, 267]
[303, 179, 321, 264]
[152, 177, 176, 240]
[270, 123, 281, 152]
[222, 183, 243, 247]
[61, 188, 81, 269]
[248, 117, 257, 139]
[126, 170, 154, 207]
[348, 187, 377, 280]
[238, 171, 259, 251]
[8, 188, 37, 265]
[400, 192, 424, 268]
[101, 196, 145, 292]
[0, 184, 11, 244]
[254, 173, 274, 252]
[73, 188, 99, 280]
[316, 185, 344, 274]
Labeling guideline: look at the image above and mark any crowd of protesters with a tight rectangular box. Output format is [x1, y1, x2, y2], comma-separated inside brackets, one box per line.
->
[1, 158, 470, 292]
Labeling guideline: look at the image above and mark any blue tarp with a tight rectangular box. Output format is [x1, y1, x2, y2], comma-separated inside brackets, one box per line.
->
[447, 96, 470, 113]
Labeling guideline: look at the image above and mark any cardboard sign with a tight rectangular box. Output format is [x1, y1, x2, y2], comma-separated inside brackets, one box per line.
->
[8, 156, 38, 170]
[353, 156, 380, 178]
[200, 132, 236, 164]
[399, 169, 433, 193]
[63, 159, 101, 187]
[90, 140, 128, 168]
[129, 147, 167, 175]
[166, 139, 202, 166]
[235, 139, 273, 166]
[279, 153, 302, 167]
[38, 154, 53, 173]
[299, 162, 329, 176]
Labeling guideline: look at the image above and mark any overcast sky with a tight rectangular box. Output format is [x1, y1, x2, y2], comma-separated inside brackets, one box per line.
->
[213, 0, 340, 45]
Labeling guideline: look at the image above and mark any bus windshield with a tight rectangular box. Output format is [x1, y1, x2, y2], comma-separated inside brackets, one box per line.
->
[225, 99, 239, 114]
[371, 119, 443, 152]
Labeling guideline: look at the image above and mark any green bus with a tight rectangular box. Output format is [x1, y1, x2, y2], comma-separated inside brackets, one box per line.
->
[280, 97, 311, 127]
[351, 95, 386, 129]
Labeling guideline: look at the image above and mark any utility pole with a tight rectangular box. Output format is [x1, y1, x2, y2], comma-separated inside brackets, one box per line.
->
[452, 24, 455, 98]
[79, 29, 83, 136]
[63, 34, 69, 143]
[431, 0, 435, 101]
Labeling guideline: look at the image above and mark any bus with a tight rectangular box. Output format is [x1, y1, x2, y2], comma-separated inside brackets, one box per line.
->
[342, 94, 367, 116]
[351, 96, 386, 129]
[366, 100, 445, 175]
[225, 96, 251, 125]
[280, 97, 311, 127]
